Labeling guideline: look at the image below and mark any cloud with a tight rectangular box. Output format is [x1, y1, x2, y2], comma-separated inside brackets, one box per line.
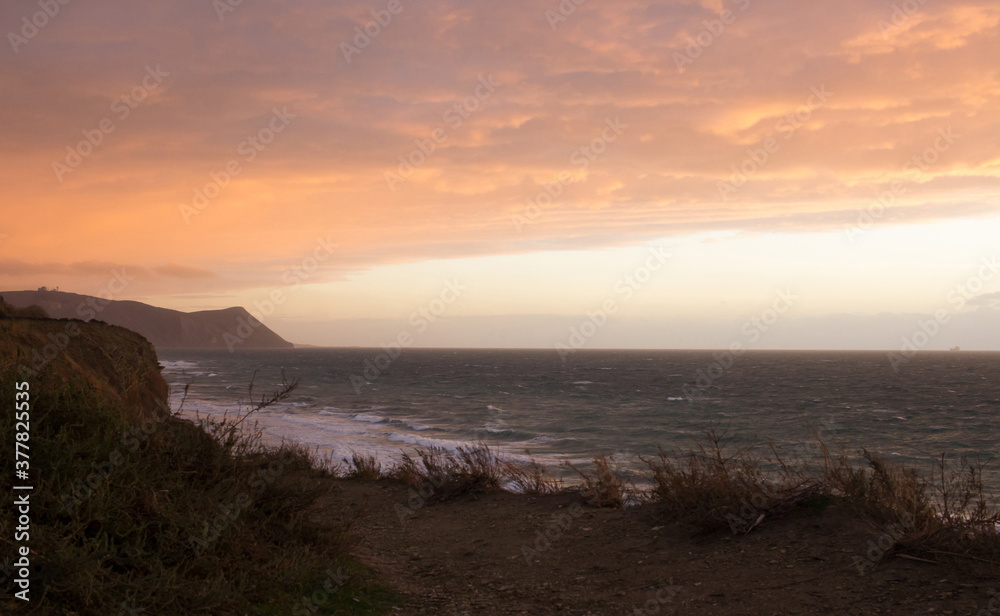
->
[151, 263, 217, 279]
[2, 0, 999, 298]
[0, 259, 131, 278]
[966, 291, 1000, 309]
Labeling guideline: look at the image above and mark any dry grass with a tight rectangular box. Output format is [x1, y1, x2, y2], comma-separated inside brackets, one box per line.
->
[387, 443, 508, 502]
[820, 443, 1000, 562]
[347, 452, 383, 480]
[569, 454, 638, 508]
[384, 443, 563, 500]
[634, 432, 1000, 561]
[503, 453, 563, 495]
[821, 444, 931, 526]
[640, 430, 822, 531]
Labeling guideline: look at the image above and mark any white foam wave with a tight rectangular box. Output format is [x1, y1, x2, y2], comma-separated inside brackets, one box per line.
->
[160, 360, 199, 372]
[352, 414, 387, 423]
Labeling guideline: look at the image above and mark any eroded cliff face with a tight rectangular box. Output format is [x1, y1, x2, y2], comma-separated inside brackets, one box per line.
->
[0, 316, 169, 424]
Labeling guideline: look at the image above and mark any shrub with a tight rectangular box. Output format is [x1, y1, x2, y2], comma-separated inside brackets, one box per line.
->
[569, 454, 636, 509]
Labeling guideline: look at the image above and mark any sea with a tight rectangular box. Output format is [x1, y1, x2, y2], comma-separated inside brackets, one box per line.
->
[158, 348, 1000, 493]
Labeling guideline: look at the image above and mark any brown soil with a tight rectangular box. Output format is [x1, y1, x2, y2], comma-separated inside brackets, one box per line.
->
[317, 479, 999, 615]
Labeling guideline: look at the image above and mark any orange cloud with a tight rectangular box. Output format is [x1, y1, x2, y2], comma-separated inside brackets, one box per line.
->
[0, 0, 998, 299]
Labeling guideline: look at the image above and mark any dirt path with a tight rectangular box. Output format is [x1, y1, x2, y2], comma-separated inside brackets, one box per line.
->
[319, 480, 998, 615]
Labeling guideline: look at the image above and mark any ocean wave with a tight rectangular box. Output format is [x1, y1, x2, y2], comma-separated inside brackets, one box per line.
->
[160, 360, 200, 372]
[352, 414, 388, 423]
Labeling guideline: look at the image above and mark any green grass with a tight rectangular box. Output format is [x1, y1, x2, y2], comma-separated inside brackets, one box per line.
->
[0, 372, 399, 615]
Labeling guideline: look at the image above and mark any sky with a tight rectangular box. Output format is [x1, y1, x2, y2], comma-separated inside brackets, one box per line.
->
[2, 0, 999, 350]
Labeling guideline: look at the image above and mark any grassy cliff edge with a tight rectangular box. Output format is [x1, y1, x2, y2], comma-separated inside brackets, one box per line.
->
[0, 316, 392, 615]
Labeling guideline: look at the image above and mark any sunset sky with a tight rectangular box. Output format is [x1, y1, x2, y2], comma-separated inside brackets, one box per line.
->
[2, 0, 999, 350]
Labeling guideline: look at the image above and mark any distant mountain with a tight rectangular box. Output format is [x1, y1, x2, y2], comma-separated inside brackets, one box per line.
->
[0, 290, 293, 350]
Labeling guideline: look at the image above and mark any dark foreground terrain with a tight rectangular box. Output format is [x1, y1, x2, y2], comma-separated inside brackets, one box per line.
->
[320, 478, 998, 615]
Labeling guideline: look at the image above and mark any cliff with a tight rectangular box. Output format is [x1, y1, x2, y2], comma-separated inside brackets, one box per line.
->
[0, 316, 170, 424]
[0, 314, 368, 614]
[1, 290, 293, 350]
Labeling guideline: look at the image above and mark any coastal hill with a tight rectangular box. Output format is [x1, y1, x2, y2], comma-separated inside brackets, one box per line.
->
[1, 289, 293, 349]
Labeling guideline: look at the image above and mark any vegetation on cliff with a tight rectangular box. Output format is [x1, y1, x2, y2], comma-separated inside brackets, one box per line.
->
[0, 296, 48, 319]
[0, 316, 391, 615]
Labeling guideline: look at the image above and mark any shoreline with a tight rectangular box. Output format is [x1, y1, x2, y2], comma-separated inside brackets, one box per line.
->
[4, 315, 998, 614]
[156, 348, 1000, 501]
[164, 376, 1000, 504]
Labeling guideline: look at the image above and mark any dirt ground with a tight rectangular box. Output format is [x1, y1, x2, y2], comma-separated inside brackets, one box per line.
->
[316, 479, 1000, 615]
